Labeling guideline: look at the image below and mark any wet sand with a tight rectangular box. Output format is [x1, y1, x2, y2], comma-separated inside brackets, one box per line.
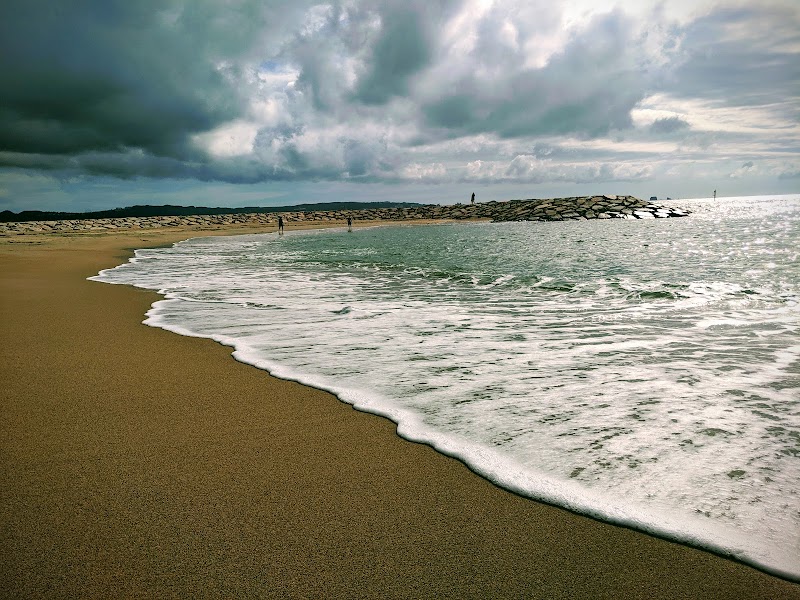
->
[2, 224, 798, 599]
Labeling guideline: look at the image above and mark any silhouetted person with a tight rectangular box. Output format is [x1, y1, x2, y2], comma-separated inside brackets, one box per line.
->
[347, 216, 352, 232]
[278, 215, 284, 234]
[471, 192, 475, 205]
[713, 189, 717, 200]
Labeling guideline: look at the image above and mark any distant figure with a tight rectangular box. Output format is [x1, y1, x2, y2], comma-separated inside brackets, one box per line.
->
[278, 215, 284, 234]
[713, 189, 717, 200]
[347, 216, 353, 232]
[471, 192, 475, 205]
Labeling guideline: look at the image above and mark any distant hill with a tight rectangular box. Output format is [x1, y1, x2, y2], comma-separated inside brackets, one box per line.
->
[0, 201, 427, 223]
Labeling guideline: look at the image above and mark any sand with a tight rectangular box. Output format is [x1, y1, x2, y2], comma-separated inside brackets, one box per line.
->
[1, 223, 798, 599]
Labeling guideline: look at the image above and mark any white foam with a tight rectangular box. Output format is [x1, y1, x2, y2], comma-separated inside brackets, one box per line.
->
[135, 295, 798, 580]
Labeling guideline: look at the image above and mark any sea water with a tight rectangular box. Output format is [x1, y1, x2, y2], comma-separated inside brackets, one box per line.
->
[91, 195, 800, 580]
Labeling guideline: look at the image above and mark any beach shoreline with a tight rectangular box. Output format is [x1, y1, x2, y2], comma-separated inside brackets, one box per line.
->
[2, 223, 798, 599]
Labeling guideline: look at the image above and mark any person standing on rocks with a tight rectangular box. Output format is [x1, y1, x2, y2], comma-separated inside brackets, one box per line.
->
[278, 215, 284, 234]
[471, 192, 475, 205]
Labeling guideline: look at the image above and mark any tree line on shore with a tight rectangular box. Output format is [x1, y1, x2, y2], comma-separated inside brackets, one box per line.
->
[0, 201, 423, 223]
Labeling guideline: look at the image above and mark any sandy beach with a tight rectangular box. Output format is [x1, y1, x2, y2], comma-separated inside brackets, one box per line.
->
[2, 223, 798, 599]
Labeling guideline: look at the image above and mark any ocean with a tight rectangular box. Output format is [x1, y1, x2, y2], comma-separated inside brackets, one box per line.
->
[91, 194, 799, 580]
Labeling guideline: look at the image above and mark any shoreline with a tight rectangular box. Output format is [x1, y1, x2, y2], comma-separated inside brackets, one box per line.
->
[2, 224, 798, 598]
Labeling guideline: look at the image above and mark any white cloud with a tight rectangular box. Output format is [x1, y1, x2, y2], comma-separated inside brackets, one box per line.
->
[461, 154, 653, 184]
[400, 162, 448, 181]
[729, 161, 756, 179]
[193, 120, 260, 157]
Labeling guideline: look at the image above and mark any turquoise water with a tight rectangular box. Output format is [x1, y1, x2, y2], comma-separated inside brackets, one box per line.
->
[92, 195, 800, 579]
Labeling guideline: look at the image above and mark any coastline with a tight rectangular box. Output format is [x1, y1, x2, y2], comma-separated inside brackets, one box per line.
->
[2, 223, 798, 599]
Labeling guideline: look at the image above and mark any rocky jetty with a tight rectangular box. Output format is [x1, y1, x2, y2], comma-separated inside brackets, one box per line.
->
[475, 194, 688, 221]
[0, 195, 687, 236]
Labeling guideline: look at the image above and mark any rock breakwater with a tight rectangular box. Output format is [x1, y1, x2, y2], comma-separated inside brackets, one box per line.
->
[0, 195, 687, 236]
[478, 194, 688, 222]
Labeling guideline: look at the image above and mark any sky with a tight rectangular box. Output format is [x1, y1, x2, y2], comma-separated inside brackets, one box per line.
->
[1, 0, 798, 212]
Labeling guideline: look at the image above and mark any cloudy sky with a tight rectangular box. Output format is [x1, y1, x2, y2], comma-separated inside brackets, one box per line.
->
[1, 0, 798, 212]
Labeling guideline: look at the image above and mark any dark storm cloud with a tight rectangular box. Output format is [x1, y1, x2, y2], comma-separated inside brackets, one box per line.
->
[669, 5, 800, 108]
[0, 0, 312, 164]
[420, 10, 647, 140]
[287, 0, 459, 109]
[352, 2, 456, 105]
[650, 116, 690, 134]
